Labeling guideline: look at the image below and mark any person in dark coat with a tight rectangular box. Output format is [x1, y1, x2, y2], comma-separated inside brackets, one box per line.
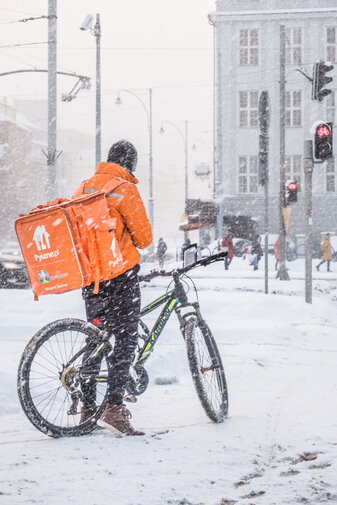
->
[274, 237, 280, 271]
[250, 235, 263, 271]
[221, 232, 235, 270]
[156, 237, 167, 268]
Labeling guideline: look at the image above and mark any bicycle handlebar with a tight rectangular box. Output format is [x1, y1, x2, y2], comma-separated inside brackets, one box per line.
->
[139, 252, 227, 282]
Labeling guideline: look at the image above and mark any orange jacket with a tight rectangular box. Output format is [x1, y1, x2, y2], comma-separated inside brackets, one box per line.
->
[72, 162, 152, 277]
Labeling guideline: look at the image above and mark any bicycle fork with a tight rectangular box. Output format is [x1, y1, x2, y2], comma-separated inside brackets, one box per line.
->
[175, 302, 204, 336]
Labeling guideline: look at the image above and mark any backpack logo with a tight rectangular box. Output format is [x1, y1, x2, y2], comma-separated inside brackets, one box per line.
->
[38, 270, 50, 284]
[33, 225, 51, 251]
[110, 236, 118, 258]
[109, 236, 122, 268]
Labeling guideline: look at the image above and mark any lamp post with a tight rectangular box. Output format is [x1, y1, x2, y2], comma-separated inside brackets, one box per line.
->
[115, 89, 154, 248]
[80, 13, 101, 166]
[160, 120, 189, 241]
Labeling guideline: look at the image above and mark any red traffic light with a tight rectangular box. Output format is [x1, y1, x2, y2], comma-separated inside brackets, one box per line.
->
[287, 182, 297, 191]
[316, 125, 330, 137]
[314, 121, 333, 160]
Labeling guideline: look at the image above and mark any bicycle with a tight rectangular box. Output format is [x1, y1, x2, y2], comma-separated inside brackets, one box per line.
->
[17, 253, 228, 438]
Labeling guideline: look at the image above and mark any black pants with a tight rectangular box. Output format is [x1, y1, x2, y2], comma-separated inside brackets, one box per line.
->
[224, 257, 232, 270]
[157, 255, 164, 268]
[317, 259, 331, 271]
[82, 265, 141, 406]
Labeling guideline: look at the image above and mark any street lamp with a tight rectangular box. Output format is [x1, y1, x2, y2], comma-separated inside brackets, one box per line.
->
[192, 139, 212, 188]
[160, 120, 189, 241]
[80, 13, 101, 166]
[192, 138, 212, 154]
[115, 88, 154, 249]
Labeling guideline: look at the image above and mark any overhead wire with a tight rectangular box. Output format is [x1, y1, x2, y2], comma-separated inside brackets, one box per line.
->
[0, 7, 39, 16]
[0, 14, 56, 25]
[0, 48, 38, 69]
[0, 41, 49, 49]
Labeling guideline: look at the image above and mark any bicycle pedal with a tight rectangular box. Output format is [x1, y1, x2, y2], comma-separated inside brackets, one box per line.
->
[124, 394, 137, 403]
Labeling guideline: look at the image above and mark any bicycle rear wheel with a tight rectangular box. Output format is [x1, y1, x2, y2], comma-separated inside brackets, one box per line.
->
[185, 316, 228, 423]
[17, 318, 109, 438]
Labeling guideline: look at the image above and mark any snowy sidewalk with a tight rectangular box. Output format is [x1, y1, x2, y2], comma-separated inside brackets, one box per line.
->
[0, 271, 336, 505]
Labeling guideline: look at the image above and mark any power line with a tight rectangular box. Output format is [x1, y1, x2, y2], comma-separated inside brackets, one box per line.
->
[0, 41, 50, 49]
[58, 45, 213, 51]
[4, 45, 78, 76]
[0, 7, 39, 16]
[0, 49, 37, 69]
[0, 14, 57, 25]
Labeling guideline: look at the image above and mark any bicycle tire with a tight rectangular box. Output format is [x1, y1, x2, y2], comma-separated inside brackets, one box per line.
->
[185, 316, 228, 423]
[17, 318, 109, 438]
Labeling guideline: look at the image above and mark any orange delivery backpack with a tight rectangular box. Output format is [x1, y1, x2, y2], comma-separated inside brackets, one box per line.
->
[15, 179, 125, 300]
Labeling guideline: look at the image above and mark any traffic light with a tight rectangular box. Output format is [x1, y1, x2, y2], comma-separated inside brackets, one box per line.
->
[314, 121, 333, 160]
[312, 61, 334, 101]
[285, 180, 298, 205]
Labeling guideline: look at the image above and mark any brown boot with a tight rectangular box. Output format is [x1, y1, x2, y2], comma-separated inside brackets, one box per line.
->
[80, 404, 97, 424]
[97, 404, 144, 436]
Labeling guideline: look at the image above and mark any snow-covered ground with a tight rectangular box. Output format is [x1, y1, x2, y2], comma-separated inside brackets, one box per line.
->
[0, 256, 337, 505]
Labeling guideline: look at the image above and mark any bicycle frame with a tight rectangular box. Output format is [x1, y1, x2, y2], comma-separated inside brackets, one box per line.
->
[75, 253, 227, 386]
[137, 290, 179, 363]
[74, 290, 181, 387]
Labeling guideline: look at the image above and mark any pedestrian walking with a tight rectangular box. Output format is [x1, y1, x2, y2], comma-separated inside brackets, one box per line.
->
[221, 232, 234, 270]
[316, 233, 332, 272]
[274, 237, 280, 271]
[156, 237, 167, 269]
[250, 235, 263, 271]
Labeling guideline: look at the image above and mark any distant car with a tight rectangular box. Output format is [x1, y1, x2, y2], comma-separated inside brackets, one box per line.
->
[0, 247, 29, 288]
[232, 238, 251, 257]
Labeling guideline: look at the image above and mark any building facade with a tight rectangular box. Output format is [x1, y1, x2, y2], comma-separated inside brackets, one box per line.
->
[0, 100, 94, 246]
[210, 0, 337, 243]
[0, 102, 46, 245]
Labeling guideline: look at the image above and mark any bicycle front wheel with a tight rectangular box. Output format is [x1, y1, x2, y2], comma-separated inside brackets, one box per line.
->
[17, 318, 109, 438]
[185, 316, 228, 423]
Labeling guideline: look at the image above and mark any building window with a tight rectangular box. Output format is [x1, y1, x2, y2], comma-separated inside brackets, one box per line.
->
[286, 91, 302, 127]
[239, 28, 259, 65]
[326, 158, 335, 192]
[326, 91, 336, 124]
[239, 91, 258, 127]
[286, 27, 302, 65]
[327, 27, 337, 63]
[238, 156, 258, 193]
[285, 155, 302, 191]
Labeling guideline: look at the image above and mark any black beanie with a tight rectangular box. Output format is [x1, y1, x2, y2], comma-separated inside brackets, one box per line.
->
[107, 140, 138, 173]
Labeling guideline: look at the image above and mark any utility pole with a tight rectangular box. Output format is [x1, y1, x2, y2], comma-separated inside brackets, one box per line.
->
[95, 14, 101, 165]
[304, 139, 314, 304]
[212, 22, 217, 202]
[115, 88, 154, 249]
[209, 14, 224, 240]
[278, 25, 290, 280]
[149, 88, 154, 247]
[184, 119, 189, 243]
[216, 37, 224, 240]
[46, 0, 57, 200]
[258, 90, 270, 294]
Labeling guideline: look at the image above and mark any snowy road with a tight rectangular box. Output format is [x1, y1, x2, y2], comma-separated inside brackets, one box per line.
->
[0, 263, 337, 505]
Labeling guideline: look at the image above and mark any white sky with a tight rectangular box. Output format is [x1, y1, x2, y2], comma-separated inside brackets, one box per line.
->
[0, 0, 216, 242]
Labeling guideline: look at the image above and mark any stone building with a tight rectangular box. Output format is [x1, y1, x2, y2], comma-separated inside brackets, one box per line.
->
[209, 0, 337, 244]
[0, 100, 94, 246]
[0, 102, 46, 245]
